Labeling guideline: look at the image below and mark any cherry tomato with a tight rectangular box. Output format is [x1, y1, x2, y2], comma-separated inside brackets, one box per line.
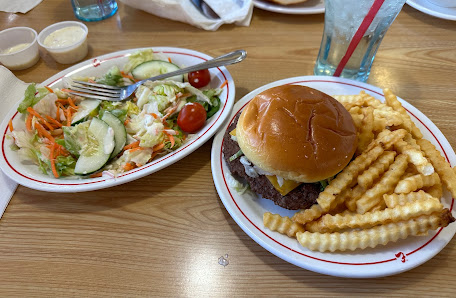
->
[177, 102, 207, 133]
[188, 69, 211, 88]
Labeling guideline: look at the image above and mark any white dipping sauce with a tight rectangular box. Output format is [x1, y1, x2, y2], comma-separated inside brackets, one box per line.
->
[2, 43, 30, 54]
[43, 26, 85, 48]
[42, 25, 88, 64]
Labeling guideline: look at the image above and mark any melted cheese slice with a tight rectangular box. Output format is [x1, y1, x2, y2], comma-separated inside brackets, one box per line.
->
[231, 127, 300, 196]
[266, 175, 301, 196]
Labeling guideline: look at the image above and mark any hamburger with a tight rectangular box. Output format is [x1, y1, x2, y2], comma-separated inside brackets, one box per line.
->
[223, 84, 357, 210]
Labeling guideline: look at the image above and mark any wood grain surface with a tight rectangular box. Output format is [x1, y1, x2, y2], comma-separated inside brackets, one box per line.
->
[1, 1, 456, 297]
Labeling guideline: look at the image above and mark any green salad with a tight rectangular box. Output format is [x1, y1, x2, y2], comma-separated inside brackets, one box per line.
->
[8, 50, 223, 178]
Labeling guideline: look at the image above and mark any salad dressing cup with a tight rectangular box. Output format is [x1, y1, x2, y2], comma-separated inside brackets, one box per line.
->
[37, 21, 89, 64]
[0, 27, 40, 70]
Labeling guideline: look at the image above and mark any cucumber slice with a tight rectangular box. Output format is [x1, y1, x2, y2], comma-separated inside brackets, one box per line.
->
[71, 99, 101, 125]
[62, 121, 91, 157]
[132, 60, 183, 82]
[74, 118, 115, 175]
[101, 111, 127, 158]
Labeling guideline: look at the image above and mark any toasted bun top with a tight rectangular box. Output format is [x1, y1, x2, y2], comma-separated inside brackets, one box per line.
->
[236, 85, 357, 183]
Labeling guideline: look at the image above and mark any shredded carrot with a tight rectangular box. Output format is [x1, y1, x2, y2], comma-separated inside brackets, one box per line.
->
[164, 132, 175, 148]
[57, 145, 69, 156]
[168, 57, 172, 63]
[128, 147, 144, 153]
[56, 104, 61, 120]
[46, 115, 63, 128]
[120, 71, 136, 81]
[26, 113, 33, 131]
[56, 99, 70, 105]
[123, 162, 136, 171]
[88, 79, 96, 84]
[162, 105, 178, 123]
[67, 97, 77, 109]
[90, 172, 103, 178]
[45, 86, 54, 93]
[169, 134, 175, 148]
[8, 119, 13, 132]
[51, 142, 69, 157]
[133, 97, 138, 103]
[153, 143, 165, 152]
[150, 113, 159, 119]
[27, 107, 45, 121]
[149, 151, 159, 161]
[123, 140, 140, 151]
[42, 119, 55, 131]
[27, 107, 54, 131]
[34, 122, 55, 142]
[66, 108, 72, 126]
[177, 92, 191, 99]
[124, 118, 130, 126]
[61, 88, 73, 94]
[49, 143, 59, 178]
[220, 80, 228, 89]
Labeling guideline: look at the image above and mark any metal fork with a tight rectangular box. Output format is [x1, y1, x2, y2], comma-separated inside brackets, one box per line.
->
[67, 50, 247, 102]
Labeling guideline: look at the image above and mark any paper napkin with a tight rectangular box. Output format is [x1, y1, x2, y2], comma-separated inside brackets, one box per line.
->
[0, 0, 43, 13]
[0, 66, 29, 218]
[119, 0, 254, 31]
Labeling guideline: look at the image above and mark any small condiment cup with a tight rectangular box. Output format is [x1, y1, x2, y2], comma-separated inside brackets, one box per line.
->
[37, 21, 89, 64]
[0, 27, 40, 70]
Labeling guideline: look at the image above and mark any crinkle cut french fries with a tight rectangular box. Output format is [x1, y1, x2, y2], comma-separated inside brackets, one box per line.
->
[263, 89, 456, 252]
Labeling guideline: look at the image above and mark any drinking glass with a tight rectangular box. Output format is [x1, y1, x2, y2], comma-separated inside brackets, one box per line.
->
[71, 0, 118, 22]
[314, 0, 406, 82]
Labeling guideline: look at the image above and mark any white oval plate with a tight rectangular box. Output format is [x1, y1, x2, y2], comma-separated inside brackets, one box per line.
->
[211, 76, 456, 278]
[407, 0, 456, 21]
[0, 47, 235, 192]
[253, 0, 324, 14]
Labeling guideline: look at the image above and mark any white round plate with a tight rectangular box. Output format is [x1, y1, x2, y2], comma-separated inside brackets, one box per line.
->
[211, 76, 456, 278]
[407, 0, 456, 21]
[253, 0, 324, 14]
[0, 47, 235, 192]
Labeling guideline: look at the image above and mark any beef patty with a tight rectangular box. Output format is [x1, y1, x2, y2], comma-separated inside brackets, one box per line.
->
[222, 114, 320, 210]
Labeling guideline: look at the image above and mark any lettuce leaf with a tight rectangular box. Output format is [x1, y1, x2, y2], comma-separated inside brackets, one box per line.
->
[123, 49, 155, 73]
[17, 83, 49, 113]
[55, 155, 76, 176]
[96, 66, 123, 86]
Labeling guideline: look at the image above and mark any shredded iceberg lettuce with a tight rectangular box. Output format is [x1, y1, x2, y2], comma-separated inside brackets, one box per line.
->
[96, 66, 123, 86]
[17, 83, 50, 113]
[123, 49, 155, 73]
[62, 121, 91, 157]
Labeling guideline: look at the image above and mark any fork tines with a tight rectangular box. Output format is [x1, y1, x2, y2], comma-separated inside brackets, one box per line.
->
[73, 80, 121, 90]
[68, 80, 122, 101]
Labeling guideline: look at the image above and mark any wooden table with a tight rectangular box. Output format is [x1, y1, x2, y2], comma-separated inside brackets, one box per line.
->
[1, 1, 456, 296]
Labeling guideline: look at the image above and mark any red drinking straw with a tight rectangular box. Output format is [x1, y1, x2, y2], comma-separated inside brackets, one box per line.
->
[333, 0, 386, 77]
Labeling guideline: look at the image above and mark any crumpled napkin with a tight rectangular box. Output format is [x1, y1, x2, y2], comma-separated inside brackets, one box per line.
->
[0, 0, 43, 13]
[119, 0, 254, 31]
[0, 66, 29, 219]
